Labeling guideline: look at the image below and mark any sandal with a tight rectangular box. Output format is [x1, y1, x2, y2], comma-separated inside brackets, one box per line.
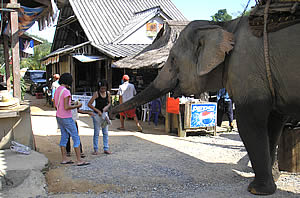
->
[81, 153, 86, 158]
[77, 161, 90, 166]
[137, 125, 143, 132]
[60, 160, 74, 165]
[92, 151, 99, 155]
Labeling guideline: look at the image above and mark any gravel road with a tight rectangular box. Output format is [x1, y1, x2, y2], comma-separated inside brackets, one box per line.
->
[27, 94, 300, 198]
[47, 131, 299, 198]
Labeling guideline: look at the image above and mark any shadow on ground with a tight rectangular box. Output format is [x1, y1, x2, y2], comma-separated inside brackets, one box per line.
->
[28, 93, 300, 197]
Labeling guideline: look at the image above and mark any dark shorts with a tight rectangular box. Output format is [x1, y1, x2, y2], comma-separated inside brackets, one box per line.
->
[119, 109, 136, 118]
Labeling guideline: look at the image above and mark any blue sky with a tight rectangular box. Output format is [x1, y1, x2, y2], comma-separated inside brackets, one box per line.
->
[172, 0, 256, 20]
[27, 0, 256, 42]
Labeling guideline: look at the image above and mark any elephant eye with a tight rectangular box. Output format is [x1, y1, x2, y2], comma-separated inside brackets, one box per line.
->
[172, 33, 178, 43]
[171, 57, 175, 65]
[196, 40, 203, 52]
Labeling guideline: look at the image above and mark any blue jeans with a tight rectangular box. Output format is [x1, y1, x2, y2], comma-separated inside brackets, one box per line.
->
[56, 117, 80, 148]
[92, 114, 109, 151]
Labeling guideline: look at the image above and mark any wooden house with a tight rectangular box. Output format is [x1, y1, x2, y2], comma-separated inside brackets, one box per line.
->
[41, 0, 186, 94]
[19, 33, 43, 58]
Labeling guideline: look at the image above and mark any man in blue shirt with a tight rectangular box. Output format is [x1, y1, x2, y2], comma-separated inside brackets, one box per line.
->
[217, 88, 234, 131]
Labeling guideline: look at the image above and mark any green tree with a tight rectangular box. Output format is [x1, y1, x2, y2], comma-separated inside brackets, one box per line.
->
[242, 9, 251, 16]
[236, 9, 251, 18]
[211, 9, 232, 22]
[0, 35, 51, 72]
[20, 37, 51, 70]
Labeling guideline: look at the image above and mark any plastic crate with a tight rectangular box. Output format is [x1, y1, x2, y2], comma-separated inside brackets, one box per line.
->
[36, 92, 43, 99]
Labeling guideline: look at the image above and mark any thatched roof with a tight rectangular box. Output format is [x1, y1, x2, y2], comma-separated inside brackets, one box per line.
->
[113, 20, 190, 69]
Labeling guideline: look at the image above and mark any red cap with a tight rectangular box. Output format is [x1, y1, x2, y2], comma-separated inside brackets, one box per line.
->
[122, 75, 129, 81]
[53, 74, 60, 80]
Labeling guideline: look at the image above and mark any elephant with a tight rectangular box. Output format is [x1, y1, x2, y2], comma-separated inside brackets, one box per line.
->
[111, 17, 300, 195]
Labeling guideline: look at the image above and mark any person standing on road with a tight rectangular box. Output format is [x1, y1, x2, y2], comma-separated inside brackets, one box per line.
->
[88, 79, 112, 155]
[51, 74, 60, 102]
[66, 89, 93, 158]
[217, 88, 234, 131]
[54, 73, 89, 166]
[117, 75, 142, 132]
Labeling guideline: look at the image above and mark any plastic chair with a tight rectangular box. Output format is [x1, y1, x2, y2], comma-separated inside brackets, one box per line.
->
[141, 102, 150, 122]
[148, 98, 161, 126]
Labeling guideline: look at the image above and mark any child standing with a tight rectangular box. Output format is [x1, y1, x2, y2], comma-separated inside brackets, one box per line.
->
[66, 108, 94, 158]
[54, 73, 89, 166]
[88, 79, 112, 155]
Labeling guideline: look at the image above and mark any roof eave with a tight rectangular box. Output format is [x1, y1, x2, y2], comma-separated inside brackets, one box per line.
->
[42, 41, 92, 60]
[91, 43, 119, 59]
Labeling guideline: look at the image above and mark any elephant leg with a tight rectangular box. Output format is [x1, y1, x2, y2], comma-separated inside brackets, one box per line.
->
[267, 111, 288, 181]
[235, 103, 276, 195]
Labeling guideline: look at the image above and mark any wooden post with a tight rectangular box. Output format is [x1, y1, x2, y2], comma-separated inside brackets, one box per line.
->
[165, 112, 170, 133]
[278, 127, 300, 173]
[107, 60, 112, 91]
[165, 93, 170, 133]
[70, 55, 75, 93]
[10, 0, 21, 99]
[3, 35, 11, 92]
[178, 111, 186, 137]
[213, 125, 216, 136]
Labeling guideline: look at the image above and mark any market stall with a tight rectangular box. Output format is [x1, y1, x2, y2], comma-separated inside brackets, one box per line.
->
[165, 97, 217, 137]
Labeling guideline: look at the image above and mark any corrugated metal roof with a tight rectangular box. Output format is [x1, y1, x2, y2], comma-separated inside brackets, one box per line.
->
[69, 0, 187, 45]
[43, 41, 92, 60]
[51, 4, 79, 52]
[47, 41, 146, 61]
[51, 0, 187, 59]
[113, 6, 168, 44]
[91, 43, 148, 59]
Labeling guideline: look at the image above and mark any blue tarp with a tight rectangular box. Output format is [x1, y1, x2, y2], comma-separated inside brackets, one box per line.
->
[19, 6, 44, 33]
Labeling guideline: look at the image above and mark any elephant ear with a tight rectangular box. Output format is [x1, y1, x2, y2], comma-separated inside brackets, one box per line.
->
[197, 28, 234, 76]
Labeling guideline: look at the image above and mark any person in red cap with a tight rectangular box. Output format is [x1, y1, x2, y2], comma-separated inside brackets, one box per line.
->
[117, 75, 143, 132]
[51, 74, 60, 102]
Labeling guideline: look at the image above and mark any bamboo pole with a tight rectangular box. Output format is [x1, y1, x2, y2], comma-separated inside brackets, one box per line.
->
[3, 35, 11, 92]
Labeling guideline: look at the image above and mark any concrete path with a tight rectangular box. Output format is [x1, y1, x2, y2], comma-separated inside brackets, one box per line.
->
[0, 149, 48, 198]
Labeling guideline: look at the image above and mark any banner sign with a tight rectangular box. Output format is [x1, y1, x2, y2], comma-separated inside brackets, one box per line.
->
[190, 103, 217, 128]
[146, 22, 157, 37]
[72, 95, 94, 111]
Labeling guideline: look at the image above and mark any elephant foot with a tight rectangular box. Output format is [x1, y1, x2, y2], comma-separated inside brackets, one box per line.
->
[247, 179, 277, 195]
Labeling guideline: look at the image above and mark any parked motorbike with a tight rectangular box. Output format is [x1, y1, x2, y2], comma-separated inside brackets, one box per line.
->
[43, 78, 53, 107]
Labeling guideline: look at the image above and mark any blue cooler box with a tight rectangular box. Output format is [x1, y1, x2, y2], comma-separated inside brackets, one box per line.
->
[185, 102, 217, 128]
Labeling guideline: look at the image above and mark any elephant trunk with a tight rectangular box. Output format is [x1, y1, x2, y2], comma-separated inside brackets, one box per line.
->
[111, 64, 177, 116]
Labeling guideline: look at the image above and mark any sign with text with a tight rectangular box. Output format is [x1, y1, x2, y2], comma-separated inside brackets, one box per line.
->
[72, 95, 94, 111]
[190, 103, 217, 128]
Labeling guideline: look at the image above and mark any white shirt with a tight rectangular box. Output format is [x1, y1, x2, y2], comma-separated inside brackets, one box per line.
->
[117, 81, 136, 103]
[51, 80, 60, 90]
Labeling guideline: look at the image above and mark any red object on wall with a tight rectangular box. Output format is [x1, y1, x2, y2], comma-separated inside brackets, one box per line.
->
[166, 97, 179, 114]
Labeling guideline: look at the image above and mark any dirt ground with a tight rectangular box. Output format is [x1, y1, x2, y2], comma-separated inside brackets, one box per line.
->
[28, 93, 173, 194]
[27, 93, 299, 197]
